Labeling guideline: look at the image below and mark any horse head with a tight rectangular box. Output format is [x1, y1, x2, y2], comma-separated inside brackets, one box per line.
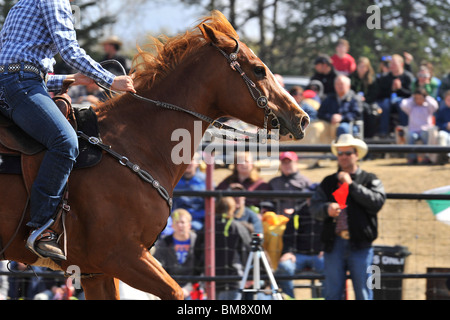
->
[199, 11, 309, 140]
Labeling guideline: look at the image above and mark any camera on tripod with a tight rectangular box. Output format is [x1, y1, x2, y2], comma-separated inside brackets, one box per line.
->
[240, 232, 283, 300]
[251, 233, 263, 247]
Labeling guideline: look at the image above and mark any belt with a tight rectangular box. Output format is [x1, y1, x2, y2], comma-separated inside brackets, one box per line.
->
[336, 230, 350, 240]
[0, 63, 47, 82]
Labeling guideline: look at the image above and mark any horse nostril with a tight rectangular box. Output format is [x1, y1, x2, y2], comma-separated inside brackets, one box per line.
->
[301, 116, 310, 132]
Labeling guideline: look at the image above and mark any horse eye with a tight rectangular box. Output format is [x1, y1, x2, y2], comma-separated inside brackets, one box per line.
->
[254, 66, 266, 79]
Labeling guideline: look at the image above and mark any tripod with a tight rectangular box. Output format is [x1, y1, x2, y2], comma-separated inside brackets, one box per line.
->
[239, 233, 283, 300]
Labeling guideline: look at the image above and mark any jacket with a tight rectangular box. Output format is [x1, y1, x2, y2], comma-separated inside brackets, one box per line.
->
[436, 104, 450, 133]
[173, 170, 206, 223]
[153, 232, 202, 287]
[310, 168, 386, 252]
[268, 171, 312, 215]
[376, 71, 414, 100]
[318, 91, 362, 124]
[282, 203, 324, 256]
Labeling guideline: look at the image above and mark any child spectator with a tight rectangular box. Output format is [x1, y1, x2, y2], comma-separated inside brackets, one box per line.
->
[400, 88, 439, 164]
[153, 209, 203, 299]
[331, 39, 356, 76]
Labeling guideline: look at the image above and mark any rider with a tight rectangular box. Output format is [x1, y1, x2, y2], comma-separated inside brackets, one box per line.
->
[0, 0, 136, 260]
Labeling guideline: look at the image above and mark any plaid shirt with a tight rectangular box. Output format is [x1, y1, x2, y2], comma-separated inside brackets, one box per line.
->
[0, 0, 115, 91]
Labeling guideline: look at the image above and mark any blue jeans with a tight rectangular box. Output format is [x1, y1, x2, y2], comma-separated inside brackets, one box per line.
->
[0, 72, 78, 228]
[276, 253, 324, 298]
[407, 130, 429, 161]
[324, 237, 374, 300]
[336, 122, 359, 137]
[377, 97, 408, 136]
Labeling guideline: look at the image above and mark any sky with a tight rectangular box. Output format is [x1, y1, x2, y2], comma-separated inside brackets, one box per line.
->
[98, 1, 207, 50]
[81, 1, 260, 52]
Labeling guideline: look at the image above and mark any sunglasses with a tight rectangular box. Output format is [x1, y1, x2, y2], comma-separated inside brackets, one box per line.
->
[337, 151, 356, 157]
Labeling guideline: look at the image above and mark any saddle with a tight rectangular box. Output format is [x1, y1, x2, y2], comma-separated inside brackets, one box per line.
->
[0, 80, 103, 194]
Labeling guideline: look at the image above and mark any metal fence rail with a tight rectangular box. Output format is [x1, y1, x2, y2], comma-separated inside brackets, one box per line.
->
[201, 143, 450, 154]
[2, 271, 449, 282]
[174, 190, 450, 201]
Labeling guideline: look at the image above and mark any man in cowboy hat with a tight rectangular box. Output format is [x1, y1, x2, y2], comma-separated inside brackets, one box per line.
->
[310, 134, 386, 300]
[101, 35, 130, 75]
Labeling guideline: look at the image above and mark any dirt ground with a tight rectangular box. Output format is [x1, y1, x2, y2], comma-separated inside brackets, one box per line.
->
[212, 156, 450, 300]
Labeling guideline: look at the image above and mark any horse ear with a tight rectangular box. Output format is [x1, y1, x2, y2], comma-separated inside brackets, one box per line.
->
[201, 23, 237, 50]
[200, 23, 220, 44]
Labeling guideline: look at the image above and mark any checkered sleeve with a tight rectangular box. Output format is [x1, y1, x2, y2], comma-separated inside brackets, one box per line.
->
[46, 74, 66, 92]
[40, 0, 115, 88]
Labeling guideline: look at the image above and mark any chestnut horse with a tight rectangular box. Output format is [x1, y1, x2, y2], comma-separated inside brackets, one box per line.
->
[0, 11, 309, 299]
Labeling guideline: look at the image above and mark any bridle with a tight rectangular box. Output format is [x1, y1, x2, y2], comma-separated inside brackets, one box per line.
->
[211, 38, 281, 134]
[99, 36, 281, 141]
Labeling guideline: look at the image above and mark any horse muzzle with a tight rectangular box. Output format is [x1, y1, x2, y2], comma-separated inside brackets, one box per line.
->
[278, 113, 309, 141]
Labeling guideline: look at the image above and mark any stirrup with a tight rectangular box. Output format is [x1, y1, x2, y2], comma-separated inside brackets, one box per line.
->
[26, 219, 66, 260]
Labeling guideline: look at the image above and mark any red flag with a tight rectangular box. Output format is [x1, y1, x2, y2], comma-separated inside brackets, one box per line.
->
[333, 182, 349, 209]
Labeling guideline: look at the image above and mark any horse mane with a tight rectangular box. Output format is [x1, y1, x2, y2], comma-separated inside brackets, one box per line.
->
[96, 11, 238, 112]
[131, 10, 238, 91]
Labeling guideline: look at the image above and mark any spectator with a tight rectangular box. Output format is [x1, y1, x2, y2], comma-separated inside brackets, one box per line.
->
[349, 57, 381, 138]
[268, 152, 312, 217]
[275, 186, 324, 299]
[411, 65, 440, 99]
[216, 151, 270, 210]
[310, 54, 338, 97]
[172, 153, 206, 231]
[289, 86, 318, 121]
[213, 197, 252, 300]
[376, 54, 414, 137]
[403, 51, 415, 74]
[261, 209, 290, 270]
[400, 88, 439, 164]
[439, 72, 450, 100]
[229, 183, 263, 234]
[307, 79, 325, 103]
[436, 90, 450, 155]
[376, 56, 391, 79]
[317, 75, 363, 138]
[100, 36, 130, 75]
[349, 57, 379, 104]
[331, 39, 356, 76]
[310, 134, 386, 300]
[153, 209, 203, 300]
[68, 82, 108, 105]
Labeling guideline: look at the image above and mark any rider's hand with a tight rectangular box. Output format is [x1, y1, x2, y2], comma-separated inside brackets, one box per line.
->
[111, 75, 136, 93]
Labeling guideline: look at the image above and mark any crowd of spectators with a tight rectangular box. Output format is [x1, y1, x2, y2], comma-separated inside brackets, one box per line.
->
[299, 39, 450, 165]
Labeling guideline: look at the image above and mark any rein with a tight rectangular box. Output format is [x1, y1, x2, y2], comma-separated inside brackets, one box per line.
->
[99, 37, 280, 142]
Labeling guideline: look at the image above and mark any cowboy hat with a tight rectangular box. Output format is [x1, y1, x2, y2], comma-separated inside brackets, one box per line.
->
[101, 36, 123, 47]
[331, 134, 368, 159]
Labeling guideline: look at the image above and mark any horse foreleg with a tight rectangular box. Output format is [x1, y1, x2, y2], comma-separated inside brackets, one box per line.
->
[81, 275, 120, 300]
[111, 246, 184, 300]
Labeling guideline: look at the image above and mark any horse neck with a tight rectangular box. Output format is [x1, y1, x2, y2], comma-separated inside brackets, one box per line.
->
[97, 62, 217, 189]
